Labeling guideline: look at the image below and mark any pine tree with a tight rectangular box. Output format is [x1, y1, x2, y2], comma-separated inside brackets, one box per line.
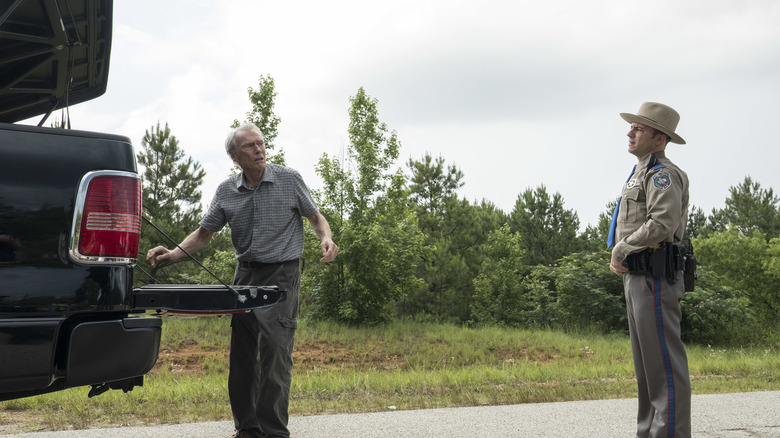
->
[137, 122, 205, 232]
[134, 122, 206, 286]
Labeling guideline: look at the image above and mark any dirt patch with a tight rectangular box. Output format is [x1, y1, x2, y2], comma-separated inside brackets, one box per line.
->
[296, 340, 409, 371]
[151, 339, 408, 376]
[152, 339, 225, 375]
[150, 340, 564, 376]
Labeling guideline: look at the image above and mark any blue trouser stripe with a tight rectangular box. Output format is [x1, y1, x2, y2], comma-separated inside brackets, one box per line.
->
[654, 275, 676, 438]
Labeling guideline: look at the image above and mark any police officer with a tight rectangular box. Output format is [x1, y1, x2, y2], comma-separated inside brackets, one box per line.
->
[608, 102, 691, 438]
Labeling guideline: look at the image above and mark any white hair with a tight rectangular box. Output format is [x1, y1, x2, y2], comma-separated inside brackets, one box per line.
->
[225, 123, 264, 157]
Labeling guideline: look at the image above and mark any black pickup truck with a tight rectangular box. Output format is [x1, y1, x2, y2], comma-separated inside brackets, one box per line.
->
[0, 0, 282, 401]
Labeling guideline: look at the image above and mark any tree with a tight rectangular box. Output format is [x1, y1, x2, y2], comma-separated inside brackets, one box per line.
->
[581, 199, 617, 252]
[533, 250, 626, 332]
[134, 122, 206, 286]
[403, 153, 504, 322]
[711, 176, 780, 239]
[678, 265, 757, 346]
[694, 229, 780, 330]
[308, 88, 423, 324]
[509, 185, 582, 266]
[407, 153, 464, 233]
[471, 225, 527, 326]
[686, 205, 708, 239]
[405, 154, 464, 319]
[137, 122, 205, 230]
[231, 74, 285, 165]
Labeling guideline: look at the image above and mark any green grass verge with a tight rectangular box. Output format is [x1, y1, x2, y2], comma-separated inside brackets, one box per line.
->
[1, 319, 778, 433]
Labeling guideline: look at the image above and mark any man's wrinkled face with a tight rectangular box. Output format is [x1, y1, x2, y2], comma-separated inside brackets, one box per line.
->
[232, 129, 266, 174]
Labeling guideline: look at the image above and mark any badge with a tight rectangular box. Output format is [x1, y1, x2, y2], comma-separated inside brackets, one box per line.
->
[653, 172, 672, 190]
[626, 179, 637, 189]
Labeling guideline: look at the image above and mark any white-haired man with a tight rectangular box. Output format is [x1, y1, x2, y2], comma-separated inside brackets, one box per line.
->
[148, 123, 338, 438]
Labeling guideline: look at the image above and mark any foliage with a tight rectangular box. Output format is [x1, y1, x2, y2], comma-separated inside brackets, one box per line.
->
[231, 74, 285, 165]
[473, 242, 627, 333]
[686, 205, 708, 239]
[307, 88, 421, 324]
[679, 266, 758, 346]
[537, 250, 627, 332]
[508, 185, 582, 266]
[471, 225, 528, 326]
[694, 229, 780, 328]
[323, 210, 425, 324]
[122, 82, 780, 345]
[134, 122, 206, 286]
[407, 153, 464, 229]
[705, 176, 780, 239]
[580, 199, 616, 252]
[403, 153, 504, 322]
[178, 247, 238, 286]
[137, 121, 205, 229]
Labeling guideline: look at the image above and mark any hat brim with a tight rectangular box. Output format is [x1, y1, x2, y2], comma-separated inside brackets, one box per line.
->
[620, 113, 686, 144]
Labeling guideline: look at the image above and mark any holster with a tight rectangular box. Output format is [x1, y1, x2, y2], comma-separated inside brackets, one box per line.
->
[682, 242, 697, 292]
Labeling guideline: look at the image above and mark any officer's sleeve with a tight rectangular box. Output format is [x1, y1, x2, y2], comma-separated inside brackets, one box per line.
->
[619, 168, 684, 256]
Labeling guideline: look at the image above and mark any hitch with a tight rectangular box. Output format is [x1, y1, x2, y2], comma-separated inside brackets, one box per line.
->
[88, 376, 144, 398]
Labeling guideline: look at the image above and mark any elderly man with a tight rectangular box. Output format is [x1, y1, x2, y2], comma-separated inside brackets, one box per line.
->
[608, 102, 691, 438]
[147, 123, 338, 438]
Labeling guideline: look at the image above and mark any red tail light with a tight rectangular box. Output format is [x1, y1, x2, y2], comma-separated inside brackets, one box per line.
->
[70, 171, 142, 264]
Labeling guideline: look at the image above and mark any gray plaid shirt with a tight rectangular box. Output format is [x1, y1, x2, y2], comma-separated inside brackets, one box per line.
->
[200, 164, 319, 263]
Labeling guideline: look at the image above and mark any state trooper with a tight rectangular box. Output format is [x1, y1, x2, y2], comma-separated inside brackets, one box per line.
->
[608, 102, 691, 438]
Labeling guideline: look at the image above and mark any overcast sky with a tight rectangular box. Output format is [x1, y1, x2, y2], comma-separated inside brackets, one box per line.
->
[30, 0, 780, 231]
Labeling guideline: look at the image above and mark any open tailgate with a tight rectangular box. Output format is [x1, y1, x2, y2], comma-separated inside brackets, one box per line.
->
[132, 285, 285, 314]
[0, 0, 113, 123]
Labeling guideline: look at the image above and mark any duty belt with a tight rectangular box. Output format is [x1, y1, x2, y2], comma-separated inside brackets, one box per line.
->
[625, 242, 685, 278]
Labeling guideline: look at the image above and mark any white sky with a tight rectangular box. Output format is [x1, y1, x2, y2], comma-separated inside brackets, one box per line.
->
[24, 0, 780, 230]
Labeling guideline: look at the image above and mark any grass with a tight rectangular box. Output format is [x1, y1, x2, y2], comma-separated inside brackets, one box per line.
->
[1, 318, 778, 433]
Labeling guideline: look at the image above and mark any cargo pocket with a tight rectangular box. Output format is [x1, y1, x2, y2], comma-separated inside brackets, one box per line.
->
[279, 316, 297, 329]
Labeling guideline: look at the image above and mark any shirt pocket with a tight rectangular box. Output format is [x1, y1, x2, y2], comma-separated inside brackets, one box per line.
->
[622, 188, 644, 224]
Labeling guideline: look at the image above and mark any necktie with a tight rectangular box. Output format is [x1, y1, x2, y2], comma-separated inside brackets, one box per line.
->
[607, 165, 636, 248]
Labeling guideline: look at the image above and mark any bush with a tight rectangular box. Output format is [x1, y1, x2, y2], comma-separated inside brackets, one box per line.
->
[680, 267, 760, 346]
[540, 250, 626, 333]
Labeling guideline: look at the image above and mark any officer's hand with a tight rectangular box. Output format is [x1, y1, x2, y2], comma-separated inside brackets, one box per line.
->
[610, 257, 628, 276]
[147, 246, 171, 268]
[320, 239, 338, 263]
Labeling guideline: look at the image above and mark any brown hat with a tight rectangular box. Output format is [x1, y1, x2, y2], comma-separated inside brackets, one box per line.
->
[620, 102, 686, 144]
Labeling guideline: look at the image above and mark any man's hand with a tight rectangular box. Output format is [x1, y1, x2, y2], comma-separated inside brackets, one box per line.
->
[145, 227, 214, 269]
[307, 213, 338, 263]
[147, 246, 172, 268]
[320, 238, 338, 263]
[610, 256, 629, 276]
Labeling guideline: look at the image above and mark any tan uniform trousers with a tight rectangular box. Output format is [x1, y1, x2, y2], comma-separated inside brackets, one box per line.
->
[624, 270, 691, 438]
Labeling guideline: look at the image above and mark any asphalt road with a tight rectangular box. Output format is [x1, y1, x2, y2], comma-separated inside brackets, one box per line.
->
[2, 391, 778, 437]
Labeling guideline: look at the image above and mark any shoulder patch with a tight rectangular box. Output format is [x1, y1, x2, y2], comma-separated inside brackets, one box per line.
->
[653, 172, 672, 190]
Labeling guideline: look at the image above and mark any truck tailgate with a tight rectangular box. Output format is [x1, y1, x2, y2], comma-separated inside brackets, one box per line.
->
[131, 284, 285, 314]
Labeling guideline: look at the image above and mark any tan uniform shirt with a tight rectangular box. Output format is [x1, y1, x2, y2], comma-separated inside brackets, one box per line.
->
[612, 151, 689, 264]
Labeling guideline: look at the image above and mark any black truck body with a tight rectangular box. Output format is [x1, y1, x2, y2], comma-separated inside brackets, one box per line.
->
[0, 0, 283, 401]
